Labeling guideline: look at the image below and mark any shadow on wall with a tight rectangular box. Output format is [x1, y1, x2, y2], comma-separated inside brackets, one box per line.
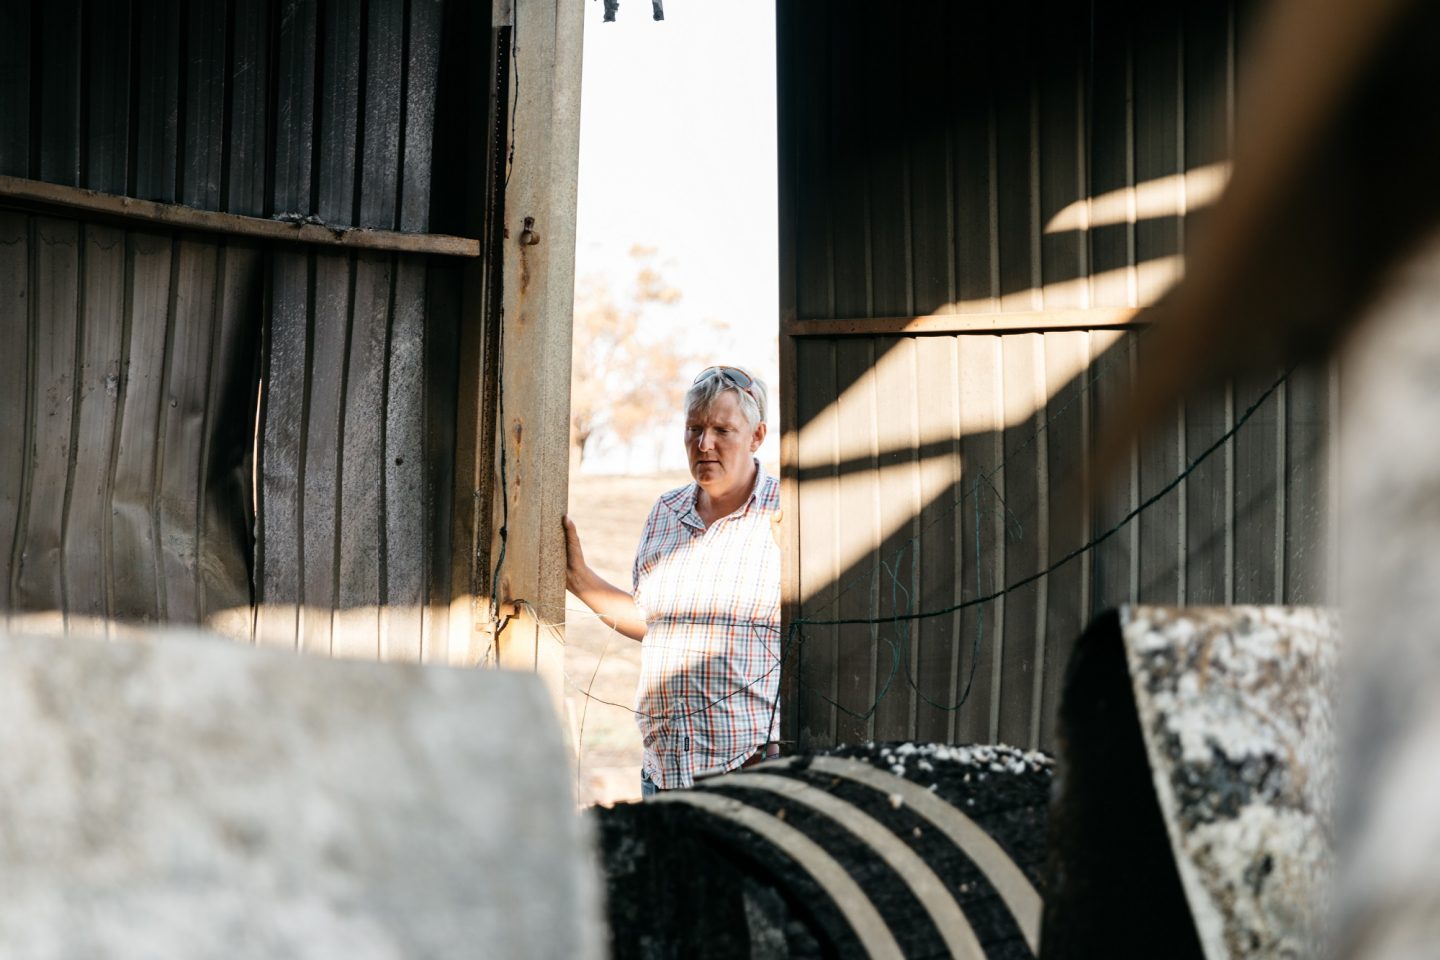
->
[786, 325, 1334, 754]
[778, 0, 1335, 753]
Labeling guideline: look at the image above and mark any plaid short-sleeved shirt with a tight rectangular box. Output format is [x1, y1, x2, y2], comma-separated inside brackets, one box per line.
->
[632, 463, 781, 789]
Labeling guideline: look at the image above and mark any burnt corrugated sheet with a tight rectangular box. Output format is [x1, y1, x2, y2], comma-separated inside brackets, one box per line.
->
[254, 247, 461, 657]
[780, 0, 1338, 750]
[2, 0, 446, 227]
[0, 216, 260, 629]
[788, 0, 1255, 323]
[0, 0, 484, 660]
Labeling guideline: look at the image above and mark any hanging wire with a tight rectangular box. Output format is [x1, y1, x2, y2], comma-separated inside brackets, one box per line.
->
[487, 19, 524, 664]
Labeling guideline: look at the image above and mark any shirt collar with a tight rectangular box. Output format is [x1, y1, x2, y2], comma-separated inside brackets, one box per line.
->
[669, 459, 767, 531]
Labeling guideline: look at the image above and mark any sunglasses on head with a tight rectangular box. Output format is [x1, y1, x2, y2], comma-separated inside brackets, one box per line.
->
[693, 365, 756, 390]
[694, 365, 765, 420]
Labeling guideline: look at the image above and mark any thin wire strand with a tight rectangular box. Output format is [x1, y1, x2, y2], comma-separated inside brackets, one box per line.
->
[799, 369, 1289, 629]
[486, 22, 523, 664]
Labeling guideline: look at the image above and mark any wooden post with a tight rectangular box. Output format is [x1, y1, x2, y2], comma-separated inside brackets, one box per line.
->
[492, 0, 585, 710]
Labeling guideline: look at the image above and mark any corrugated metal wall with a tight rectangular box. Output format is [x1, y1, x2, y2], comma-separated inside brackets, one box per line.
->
[778, 0, 1339, 750]
[0, 0, 492, 661]
[0, 216, 261, 632]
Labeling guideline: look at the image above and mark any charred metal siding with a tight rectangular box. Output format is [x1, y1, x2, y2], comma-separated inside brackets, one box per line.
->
[0, 0, 493, 661]
[778, 1, 1338, 750]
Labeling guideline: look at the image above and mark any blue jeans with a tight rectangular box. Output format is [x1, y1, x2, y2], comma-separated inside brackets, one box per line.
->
[641, 768, 659, 799]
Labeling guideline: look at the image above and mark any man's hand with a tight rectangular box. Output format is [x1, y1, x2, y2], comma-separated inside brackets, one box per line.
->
[562, 515, 588, 594]
[770, 509, 784, 548]
[561, 515, 647, 641]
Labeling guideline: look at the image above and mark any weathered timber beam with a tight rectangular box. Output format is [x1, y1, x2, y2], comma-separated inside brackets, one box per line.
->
[491, 0, 586, 708]
[783, 307, 1143, 338]
[0, 175, 481, 258]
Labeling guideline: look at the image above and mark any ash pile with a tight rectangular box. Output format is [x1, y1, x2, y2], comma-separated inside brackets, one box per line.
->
[591, 742, 1051, 959]
[591, 607, 1337, 959]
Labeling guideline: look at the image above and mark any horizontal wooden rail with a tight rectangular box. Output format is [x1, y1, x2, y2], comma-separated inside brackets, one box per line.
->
[783, 306, 1144, 337]
[0, 175, 481, 258]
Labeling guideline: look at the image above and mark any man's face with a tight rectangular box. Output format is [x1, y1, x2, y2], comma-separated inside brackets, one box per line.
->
[685, 391, 765, 495]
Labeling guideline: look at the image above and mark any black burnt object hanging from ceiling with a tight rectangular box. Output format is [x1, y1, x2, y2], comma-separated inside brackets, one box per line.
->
[602, 0, 665, 23]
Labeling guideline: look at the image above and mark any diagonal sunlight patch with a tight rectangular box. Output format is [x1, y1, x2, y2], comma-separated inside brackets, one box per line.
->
[796, 452, 964, 605]
[794, 325, 1129, 603]
[1044, 162, 1231, 234]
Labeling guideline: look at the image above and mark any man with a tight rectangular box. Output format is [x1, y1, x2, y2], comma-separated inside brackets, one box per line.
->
[563, 365, 781, 796]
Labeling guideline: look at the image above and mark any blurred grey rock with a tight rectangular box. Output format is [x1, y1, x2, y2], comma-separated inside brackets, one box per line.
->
[1122, 605, 1339, 959]
[0, 630, 601, 960]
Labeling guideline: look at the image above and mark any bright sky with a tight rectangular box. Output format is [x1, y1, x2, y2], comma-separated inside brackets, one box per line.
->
[574, 0, 778, 474]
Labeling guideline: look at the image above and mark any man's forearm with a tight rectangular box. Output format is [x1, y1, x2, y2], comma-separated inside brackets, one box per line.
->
[568, 568, 647, 641]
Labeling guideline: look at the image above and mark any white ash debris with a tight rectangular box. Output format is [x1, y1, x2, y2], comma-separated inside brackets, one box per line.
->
[869, 741, 1054, 780]
[1187, 804, 1332, 958]
[888, 794, 904, 810]
[1124, 606, 1338, 820]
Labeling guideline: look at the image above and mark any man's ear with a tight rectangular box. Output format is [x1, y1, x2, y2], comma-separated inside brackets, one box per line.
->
[752, 421, 767, 451]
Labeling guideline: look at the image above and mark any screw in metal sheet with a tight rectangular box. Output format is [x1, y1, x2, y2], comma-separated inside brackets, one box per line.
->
[519, 216, 541, 246]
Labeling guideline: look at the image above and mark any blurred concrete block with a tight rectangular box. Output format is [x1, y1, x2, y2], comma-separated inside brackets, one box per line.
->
[0, 630, 601, 960]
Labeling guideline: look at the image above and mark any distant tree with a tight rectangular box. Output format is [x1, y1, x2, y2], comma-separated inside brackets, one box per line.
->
[570, 247, 694, 470]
